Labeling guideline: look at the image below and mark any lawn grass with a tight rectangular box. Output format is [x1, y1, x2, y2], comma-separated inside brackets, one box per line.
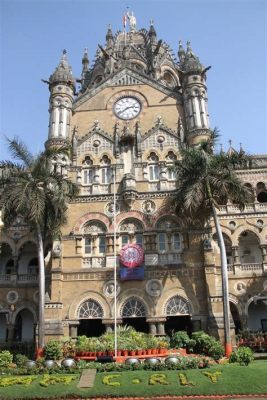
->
[0, 361, 266, 399]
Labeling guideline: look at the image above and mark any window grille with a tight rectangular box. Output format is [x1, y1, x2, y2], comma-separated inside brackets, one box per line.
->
[121, 298, 146, 317]
[165, 296, 190, 315]
[79, 299, 104, 319]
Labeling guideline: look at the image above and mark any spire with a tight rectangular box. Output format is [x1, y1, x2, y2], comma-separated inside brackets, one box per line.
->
[227, 139, 238, 156]
[106, 24, 114, 47]
[178, 40, 185, 62]
[82, 47, 89, 78]
[49, 49, 75, 88]
[148, 19, 157, 43]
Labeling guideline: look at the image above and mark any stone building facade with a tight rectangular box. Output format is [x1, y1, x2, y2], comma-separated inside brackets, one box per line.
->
[0, 15, 267, 345]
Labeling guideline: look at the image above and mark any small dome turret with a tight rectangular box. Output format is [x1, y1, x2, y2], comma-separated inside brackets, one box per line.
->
[180, 41, 203, 73]
[49, 50, 75, 88]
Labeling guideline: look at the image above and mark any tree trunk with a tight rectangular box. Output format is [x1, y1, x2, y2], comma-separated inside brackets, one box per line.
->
[211, 203, 232, 357]
[36, 224, 45, 349]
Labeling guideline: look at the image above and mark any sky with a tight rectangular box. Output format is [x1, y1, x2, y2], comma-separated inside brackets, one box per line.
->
[0, 0, 266, 161]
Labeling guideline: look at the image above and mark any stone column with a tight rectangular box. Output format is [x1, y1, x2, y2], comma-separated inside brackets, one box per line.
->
[260, 245, 267, 263]
[7, 324, 15, 342]
[148, 322, 157, 335]
[232, 246, 240, 264]
[157, 322, 165, 335]
[69, 325, 78, 338]
[75, 237, 82, 254]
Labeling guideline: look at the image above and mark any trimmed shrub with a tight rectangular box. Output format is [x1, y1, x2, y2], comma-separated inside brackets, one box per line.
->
[0, 350, 13, 368]
[170, 331, 190, 349]
[43, 340, 63, 360]
[235, 346, 254, 366]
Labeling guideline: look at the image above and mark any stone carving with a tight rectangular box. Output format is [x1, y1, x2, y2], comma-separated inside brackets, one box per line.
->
[104, 280, 120, 298]
[146, 279, 162, 297]
[6, 291, 18, 304]
[142, 200, 156, 214]
[105, 202, 120, 217]
[83, 222, 106, 234]
[235, 281, 246, 294]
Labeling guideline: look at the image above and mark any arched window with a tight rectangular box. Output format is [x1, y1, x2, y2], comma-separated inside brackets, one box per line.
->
[28, 258, 38, 275]
[100, 155, 112, 184]
[82, 156, 94, 185]
[156, 217, 183, 253]
[165, 296, 191, 316]
[147, 152, 159, 181]
[121, 297, 147, 317]
[78, 299, 104, 319]
[83, 221, 107, 255]
[5, 259, 14, 275]
[256, 182, 267, 203]
[238, 231, 262, 264]
[119, 219, 144, 247]
[165, 151, 177, 180]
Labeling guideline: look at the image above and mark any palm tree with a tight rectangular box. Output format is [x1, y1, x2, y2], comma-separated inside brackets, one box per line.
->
[166, 130, 253, 357]
[0, 138, 79, 349]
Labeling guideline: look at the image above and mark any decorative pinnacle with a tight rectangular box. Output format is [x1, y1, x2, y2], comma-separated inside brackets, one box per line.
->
[150, 19, 154, 26]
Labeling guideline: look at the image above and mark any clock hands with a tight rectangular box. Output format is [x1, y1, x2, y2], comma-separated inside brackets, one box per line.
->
[118, 105, 138, 116]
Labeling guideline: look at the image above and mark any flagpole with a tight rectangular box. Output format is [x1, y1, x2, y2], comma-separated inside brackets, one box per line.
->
[113, 166, 117, 359]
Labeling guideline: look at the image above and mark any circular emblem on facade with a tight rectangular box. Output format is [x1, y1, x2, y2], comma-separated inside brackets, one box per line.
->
[235, 281, 246, 294]
[142, 200, 156, 215]
[6, 291, 18, 304]
[120, 244, 144, 268]
[105, 202, 120, 218]
[157, 135, 165, 143]
[146, 280, 162, 297]
[103, 280, 121, 298]
[114, 97, 141, 120]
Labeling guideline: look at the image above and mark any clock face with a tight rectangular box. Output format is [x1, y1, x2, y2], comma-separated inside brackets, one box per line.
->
[114, 97, 141, 120]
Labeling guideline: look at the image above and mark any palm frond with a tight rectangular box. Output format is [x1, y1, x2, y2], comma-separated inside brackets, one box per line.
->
[6, 137, 33, 168]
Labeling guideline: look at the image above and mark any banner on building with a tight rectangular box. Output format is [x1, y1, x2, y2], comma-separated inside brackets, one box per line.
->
[120, 266, 144, 281]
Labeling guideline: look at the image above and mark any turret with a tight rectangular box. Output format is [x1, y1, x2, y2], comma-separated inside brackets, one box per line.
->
[179, 41, 211, 146]
[82, 47, 89, 82]
[105, 24, 114, 48]
[46, 50, 75, 147]
[148, 19, 157, 45]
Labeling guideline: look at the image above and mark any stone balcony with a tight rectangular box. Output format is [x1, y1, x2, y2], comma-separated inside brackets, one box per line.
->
[227, 263, 267, 276]
[218, 203, 267, 215]
[0, 274, 38, 285]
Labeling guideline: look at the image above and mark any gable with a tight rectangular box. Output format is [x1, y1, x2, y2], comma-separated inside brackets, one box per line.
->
[76, 131, 113, 157]
[141, 126, 180, 153]
[73, 67, 181, 110]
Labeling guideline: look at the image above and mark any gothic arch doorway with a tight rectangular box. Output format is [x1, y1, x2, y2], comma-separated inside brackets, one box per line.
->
[77, 299, 105, 337]
[14, 309, 35, 342]
[0, 313, 8, 342]
[230, 302, 241, 333]
[164, 295, 192, 336]
[121, 297, 148, 333]
[248, 299, 267, 331]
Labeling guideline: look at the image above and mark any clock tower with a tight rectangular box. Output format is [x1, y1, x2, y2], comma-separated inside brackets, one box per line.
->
[43, 13, 224, 342]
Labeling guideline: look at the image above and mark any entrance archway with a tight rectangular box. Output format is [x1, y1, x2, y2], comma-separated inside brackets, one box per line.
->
[0, 313, 8, 342]
[121, 297, 148, 333]
[77, 299, 105, 337]
[164, 295, 192, 336]
[248, 299, 267, 331]
[14, 309, 34, 341]
[230, 302, 241, 333]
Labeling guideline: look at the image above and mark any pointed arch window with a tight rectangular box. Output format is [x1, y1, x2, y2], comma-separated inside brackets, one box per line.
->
[148, 152, 159, 181]
[83, 156, 94, 185]
[100, 155, 112, 184]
